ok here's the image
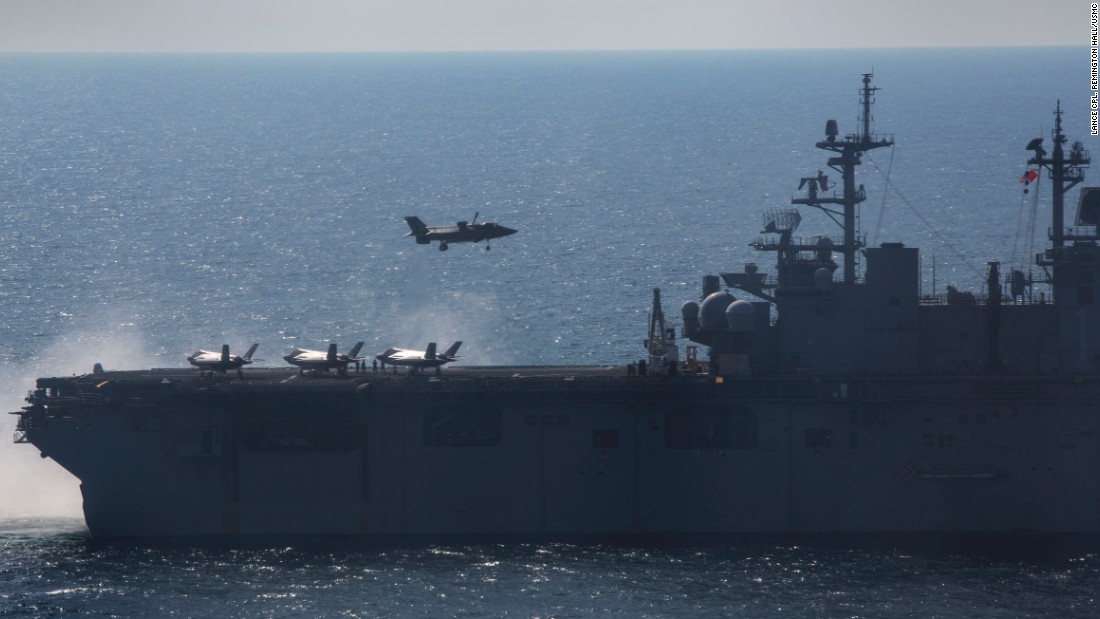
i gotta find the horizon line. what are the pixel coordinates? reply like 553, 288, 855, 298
0, 44, 1079, 56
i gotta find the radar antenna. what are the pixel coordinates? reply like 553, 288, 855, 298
761, 208, 802, 235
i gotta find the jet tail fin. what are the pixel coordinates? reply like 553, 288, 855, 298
348, 342, 364, 359
327, 343, 338, 361
425, 342, 437, 360
405, 216, 428, 237
443, 341, 462, 358
221, 344, 230, 363
243, 343, 259, 360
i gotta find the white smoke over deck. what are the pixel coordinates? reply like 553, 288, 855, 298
0, 257, 524, 519
0, 310, 161, 519
375, 250, 523, 366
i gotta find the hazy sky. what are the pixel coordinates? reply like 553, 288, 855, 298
0, 0, 1081, 53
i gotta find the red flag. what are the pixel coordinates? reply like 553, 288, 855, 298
1019, 169, 1039, 184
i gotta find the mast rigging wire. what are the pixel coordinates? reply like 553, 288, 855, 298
865, 151, 987, 284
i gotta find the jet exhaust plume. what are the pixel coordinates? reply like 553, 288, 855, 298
381, 252, 520, 366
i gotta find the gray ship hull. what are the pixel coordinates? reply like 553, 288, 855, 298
18, 368, 1100, 537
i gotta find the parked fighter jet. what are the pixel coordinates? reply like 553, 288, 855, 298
404, 212, 516, 251
187, 343, 259, 378
376, 341, 462, 375
283, 342, 365, 376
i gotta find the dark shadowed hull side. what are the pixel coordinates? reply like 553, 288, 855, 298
17, 367, 1100, 537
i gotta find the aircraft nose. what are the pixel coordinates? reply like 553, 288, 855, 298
500, 226, 517, 236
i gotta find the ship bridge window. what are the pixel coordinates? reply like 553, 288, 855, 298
665, 406, 757, 450
423, 407, 502, 447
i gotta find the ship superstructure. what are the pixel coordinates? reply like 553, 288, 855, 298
695, 76, 1093, 378
12, 75, 1100, 537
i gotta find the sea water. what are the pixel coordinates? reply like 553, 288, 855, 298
0, 48, 1096, 617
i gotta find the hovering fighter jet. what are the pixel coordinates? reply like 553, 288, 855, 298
376, 341, 462, 375
187, 343, 259, 378
404, 212, 516, 251
283, 342, 365, 376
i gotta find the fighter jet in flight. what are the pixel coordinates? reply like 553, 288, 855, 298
283, 342, 365, 376
376, 341, 462, 375
404, 212, 516, 251
187, 343, 259, 378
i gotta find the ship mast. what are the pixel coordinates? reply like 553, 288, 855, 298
1027, 101, 1090, 250
792, 73, 893, 284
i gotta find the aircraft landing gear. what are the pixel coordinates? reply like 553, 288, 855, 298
439, 242, 448, 251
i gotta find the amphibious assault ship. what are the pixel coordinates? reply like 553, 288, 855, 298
13, 75, 1100, 537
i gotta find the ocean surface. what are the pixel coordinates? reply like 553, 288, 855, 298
0, 48, 1096, 616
